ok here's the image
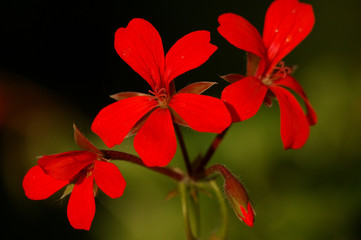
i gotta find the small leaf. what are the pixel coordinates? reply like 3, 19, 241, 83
177, 81, 217, 94
73, 124, 102, 155
60, 183, 74, 199
93, 183, 99, 197
169, 108, 190, 128
165, 189, 179, 201
219, 73, 244, 83
110, 91, 151, 101
246, 52, 260, 76
126, 109, 155, 138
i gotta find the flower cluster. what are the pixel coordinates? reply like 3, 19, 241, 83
22, 0, 316, 233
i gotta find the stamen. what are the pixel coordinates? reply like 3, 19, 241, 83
149, 86, 169, 105
272, 61, 292, 79
262, 61, 293, 86
148, 89, 157, 96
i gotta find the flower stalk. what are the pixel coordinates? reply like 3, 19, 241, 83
179, 181, 201, 240
101, 150, 184, 181
193, 127, 230, 175
209, 180, 229, 240
174, 124, 193, 176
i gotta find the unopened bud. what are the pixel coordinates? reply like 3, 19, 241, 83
207, 164, 255, 227
224, 175, 255, 227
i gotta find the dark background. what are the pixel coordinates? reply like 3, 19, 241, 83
1, 0, 361, 239
0, 0, 266, 117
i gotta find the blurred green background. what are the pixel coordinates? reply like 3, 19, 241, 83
1, 0, 361, 239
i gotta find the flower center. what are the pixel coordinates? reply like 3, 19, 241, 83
261, 61, 292, 86
149, 86, 169, 107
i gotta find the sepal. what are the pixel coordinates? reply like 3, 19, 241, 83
110, 91, 151, 101
73, 124, 103, 155
177, 81, 217, 95
224, 174, 255, 227
220, 73, 244, 83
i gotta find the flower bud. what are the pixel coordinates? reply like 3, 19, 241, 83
206, 164, 255, 227
224, 174, 255, 227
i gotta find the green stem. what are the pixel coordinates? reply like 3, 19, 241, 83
209, 180, 228, 239
179, 181, 201, 240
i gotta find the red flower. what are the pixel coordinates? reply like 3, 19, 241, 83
91, 18, 231, 167
22, 125, 126, 230
218, 0, 317, 149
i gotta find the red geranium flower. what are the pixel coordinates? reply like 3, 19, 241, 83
218, 0, 317, 149
22, 125, 126, 230
91, 18, 231, 167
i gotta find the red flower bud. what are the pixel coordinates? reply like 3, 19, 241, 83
224, 175, 255, 227
207, 164, 255, 227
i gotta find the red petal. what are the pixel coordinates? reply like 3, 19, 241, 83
221, 77, 268, 122
263, 0, 315, 72
169, 93, 231, 133
274, 75, 317, 125
67, 174, 95, 231
270, 85, 310, 149
91, 96, 158, 148
38, 151, 96, 181
218, 13, 266, 60
114, 18, 165, 89
134, 108, 176, 167
73, 124, 103, 155
94, 160, 126, 199
23, 166, 69, 200
239, 202, 255, 227
164, 30, 217, 83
